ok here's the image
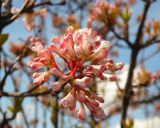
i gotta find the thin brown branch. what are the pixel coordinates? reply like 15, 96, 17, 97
0, 40, 30, 90
0, 110, 17, 128
134, 93, 160, 104
132, 83, 148, 88
8, 0, 30, 23
141, 39, 160, 48
21, 107, 30, 128
115, 80, 123, 92
0, 0, 66, 31
134, 1, 150, 45
29, 0, 66, 8
102, 93, 160, 121
0, 51, 25, 90
0, 88, 52, 97
111, 28, 133, 48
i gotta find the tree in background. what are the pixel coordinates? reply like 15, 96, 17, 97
0, 0, 160, 128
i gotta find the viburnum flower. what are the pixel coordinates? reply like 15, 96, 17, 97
52, 14, 64, 27
9, 42, 25, 56
23, 8, 47, 31
28, 26, 123, 120
88, 0, 119, 28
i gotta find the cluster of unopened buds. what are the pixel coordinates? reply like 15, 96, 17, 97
88, 0, 119, 27
28, 26, 123, 120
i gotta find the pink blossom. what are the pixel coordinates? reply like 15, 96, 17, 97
91, 41, 110, 63
51, 79, 67, 92
77, 103, 86, 120
32, 72, 50, 86
51, 36, 60, 43
60, 88, 76, 110
102, 73, 117, 81
74, 77, 93, 88
51, 68, 69, 80
28, 26, 123, 120
28, 61, 44, 70
31, 42, 44, 53
94, 108, 106, 119
76, 91, 87, 102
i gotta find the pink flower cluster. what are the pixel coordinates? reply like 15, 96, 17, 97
88, 0, 119, 28
28, 26, 123, 120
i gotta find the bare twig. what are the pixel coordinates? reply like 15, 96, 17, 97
135, 1, 150, 45
0, 39, 30, 90
141, 39, 160, 48
0, 0, 66, 31
111, 28, 133, 48
102, 93, 160, 121
7, 0, 30, 23
30, 0, 66, 8
0, 88, 52, 97
0, 49, 26, 90
21, 107, 30, 128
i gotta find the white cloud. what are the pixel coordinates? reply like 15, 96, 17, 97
97, 65, 129, 103
15, 113, 23, 125
97, 65, 160, 128
97, 64, 141, 104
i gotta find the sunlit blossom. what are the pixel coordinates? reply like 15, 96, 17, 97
28, 26, 123, 120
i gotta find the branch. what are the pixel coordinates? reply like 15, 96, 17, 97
115, 80, 123, 92
21, 107, 30, 128
29, 0, 66, 8
134, 1, 151, 45
132, 83, 148, 88
111, 28, 133, 48
121, 1, 153, 128
134, 93, 160, 104
0, 52, 24, 90
0, 41, 29, 90
0, 88, 52, 97
102, 93, 160, 121
0, 110, 17, 127
0, 0, 66, 31
141, 39, 160, 48
7, 0, 30, 23
121, 47, 139, 128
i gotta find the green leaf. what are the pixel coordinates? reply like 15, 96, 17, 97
126, 118, 134, 128
8, 106, 15, 112
120, 7, 132, 23
0, 34, 9, 46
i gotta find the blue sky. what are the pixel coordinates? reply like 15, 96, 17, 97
1, 0, 160, 128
